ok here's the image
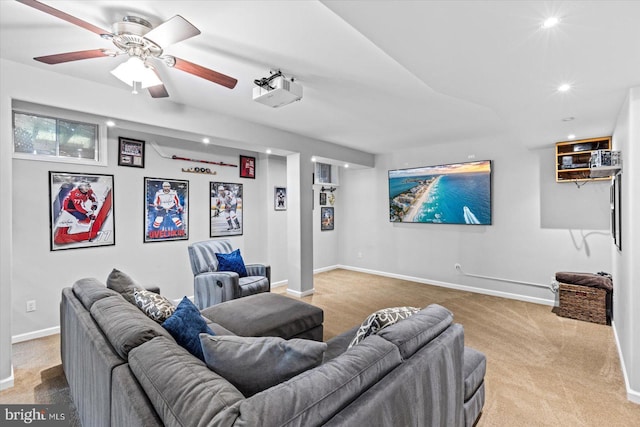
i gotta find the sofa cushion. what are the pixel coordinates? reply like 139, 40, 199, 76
377, 304, 453, 359
234, 335, 402, 426
72, 277, 120, 310
90, 296, 173, 359
129, 336, 243, 427
106, 268, 144, 305
215, 249, 248, 277
134, 289, 175, 323
162, 297, 214, 361
463, 347, 487, 401
349, 306, 420, 348
200, 334, 327, 397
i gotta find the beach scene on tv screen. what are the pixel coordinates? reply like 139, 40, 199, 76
389, 160, 491, 225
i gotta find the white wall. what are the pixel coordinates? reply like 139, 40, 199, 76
339, 136, 612, 305
611, 87, 640, 402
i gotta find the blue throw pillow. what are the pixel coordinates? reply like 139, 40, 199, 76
162, 297, 214, 361
215, 249, 248, 277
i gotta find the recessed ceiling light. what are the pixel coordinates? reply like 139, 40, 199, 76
202, 138, 210, 144
344, 164, 349, 168
542, 17, 560, 29
311, 157, 317, 162
567, 134, 576, 139
106, 120, 115, 127
562, 116, 575, 122
266, 149, 272, 154
557, 83, 571, 92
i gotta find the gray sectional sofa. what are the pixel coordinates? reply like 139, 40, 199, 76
60, 277, 485, 427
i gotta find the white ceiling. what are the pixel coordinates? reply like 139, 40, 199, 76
1, 1, 639, 155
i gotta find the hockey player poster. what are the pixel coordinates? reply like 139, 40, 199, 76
144, 178, 189, 243
210, 182, 243, 237
49, 171, 115, 251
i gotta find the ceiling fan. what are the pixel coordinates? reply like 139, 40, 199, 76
16, 0, 238, 98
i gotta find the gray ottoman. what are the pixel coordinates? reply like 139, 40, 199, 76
201, 293, 324, 341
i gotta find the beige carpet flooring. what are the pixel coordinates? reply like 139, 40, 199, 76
1, 268, 639, 426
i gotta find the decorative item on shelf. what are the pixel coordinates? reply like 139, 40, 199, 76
320, 186, 336, 193
181, 167, 217, 175
171, 155, 237, 168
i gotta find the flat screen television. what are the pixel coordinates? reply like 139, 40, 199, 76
388, 160, 492, 225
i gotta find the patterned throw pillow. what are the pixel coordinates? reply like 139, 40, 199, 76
348, 306, 421, 348
134, 289, 176, 323
215, 249, 248, 277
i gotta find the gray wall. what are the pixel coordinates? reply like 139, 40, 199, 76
611, 87, 640, 401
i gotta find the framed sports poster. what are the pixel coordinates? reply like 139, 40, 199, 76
211, 182, 243, 237
319, 192, 327, 206
144, 178, 189, 242
275, 186, 287, 211
239, 155, 256, 179
118, 137, 145, 168
49, 171, 115, 251
321, 207, 334, 231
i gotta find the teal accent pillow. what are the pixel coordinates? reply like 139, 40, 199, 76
215, 249, 248, 277
162, 297, 214, 361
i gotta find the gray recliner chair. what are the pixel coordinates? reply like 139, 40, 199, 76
188, 239, 271, 309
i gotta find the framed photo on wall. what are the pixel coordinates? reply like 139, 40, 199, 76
49, 171, 115, 251
118, 137, 145, 168
239, 155, 256, 179
144, 178, 188, 243
275, 186, 287, 211
211, 182, 243, 237
319, 192, 327, 206
321, 207, 334, 231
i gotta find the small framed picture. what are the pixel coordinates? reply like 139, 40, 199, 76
240, 155, 256, 179
319, 192, 327, 206
275, 187, 287, 211
49, 171, 115, 251
118, 137, 145, 168
321, 207, 334, 231
144, 178, 189, 243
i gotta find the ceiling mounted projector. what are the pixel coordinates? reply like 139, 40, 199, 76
253, 71, 302, 108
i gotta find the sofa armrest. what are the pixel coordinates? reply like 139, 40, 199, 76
194, 271, 241, 310
245, 264, 271, 283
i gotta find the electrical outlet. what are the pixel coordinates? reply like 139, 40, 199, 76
26, 300, 36, 312
454, 263, 462, 272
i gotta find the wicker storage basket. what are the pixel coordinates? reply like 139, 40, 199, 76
556, 282, 608, 325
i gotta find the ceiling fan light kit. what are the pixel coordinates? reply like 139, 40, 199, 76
17, 0, 238, 98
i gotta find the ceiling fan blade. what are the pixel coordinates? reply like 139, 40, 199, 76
172, 58, 237, 89
34, 49, 112, 64
16, 0, 111, 36
148, 84, 170, 98
145, 15, 201, 48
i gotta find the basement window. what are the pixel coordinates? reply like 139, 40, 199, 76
12, 109, 106, 166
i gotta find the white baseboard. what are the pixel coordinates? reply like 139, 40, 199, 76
612, 321, 640, 404
337, 265, 556, 307
0, 365, 14, 391
271, 280, 288, 289
12, 326, 60, 344
286, 288, 315, 298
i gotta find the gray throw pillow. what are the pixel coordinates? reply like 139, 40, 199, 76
134, 289, 176, 323
106, 268, 143, 305
199, 334, 327, 397
348, 306, 421, 348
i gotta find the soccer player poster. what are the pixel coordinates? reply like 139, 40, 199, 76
144, 177, 189, 243
49, 171, 115, 251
